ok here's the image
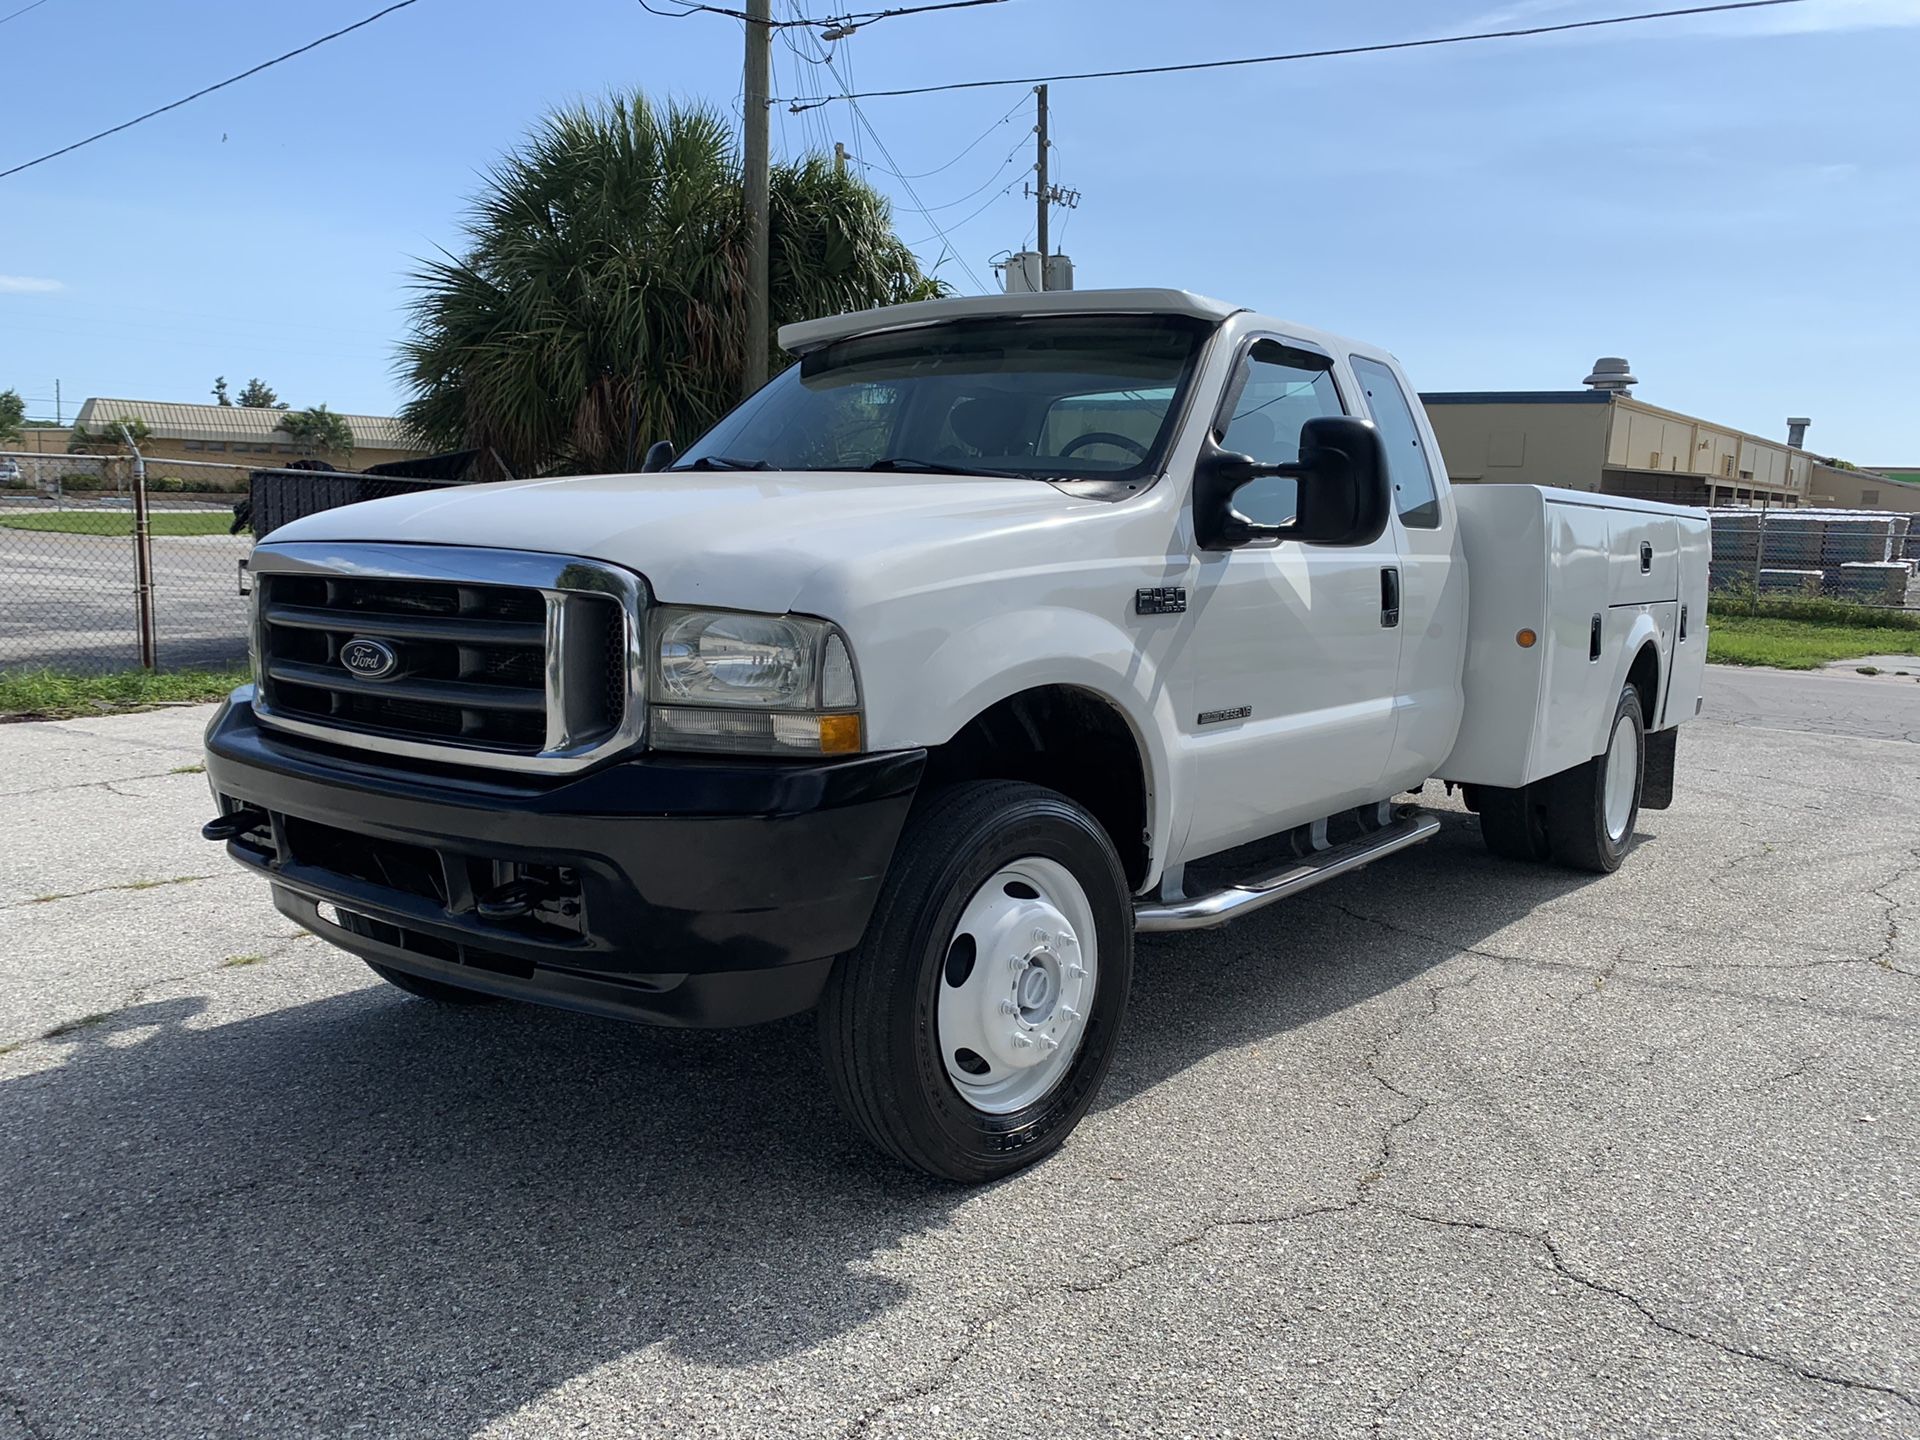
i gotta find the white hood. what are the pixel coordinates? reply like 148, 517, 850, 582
264, 470, 1101, 614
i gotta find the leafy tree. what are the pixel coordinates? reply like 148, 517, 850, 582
399, 92, 943, 476
0, 388, 24, 446
67, 416, 152, 454
276, 405, 354, 460
238, 377, 287, 410
212, 376, 232, 406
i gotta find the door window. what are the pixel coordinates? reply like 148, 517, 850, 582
1215, 342, 1345, 527
1350, 355, 1441, 529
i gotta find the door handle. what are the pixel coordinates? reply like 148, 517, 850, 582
1381, 567, 1401, 628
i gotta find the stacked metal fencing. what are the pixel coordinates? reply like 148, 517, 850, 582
1, 453, 256, 674
1709, 507, 1920, 609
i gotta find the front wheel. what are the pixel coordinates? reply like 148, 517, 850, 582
818, 780, 1134, 1183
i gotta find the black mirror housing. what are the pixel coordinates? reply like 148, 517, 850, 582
1193, 415, 1391, 551
641, 439, 676, 473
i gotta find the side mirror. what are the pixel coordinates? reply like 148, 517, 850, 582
1193, 415, 1391, 552
640, 439, 676, 473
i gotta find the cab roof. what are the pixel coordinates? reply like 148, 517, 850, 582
778, 287, 1246, 354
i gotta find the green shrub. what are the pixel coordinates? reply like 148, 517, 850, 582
1708, 590, 1920, 631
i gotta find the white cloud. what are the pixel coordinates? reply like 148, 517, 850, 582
0, 275, 63, 294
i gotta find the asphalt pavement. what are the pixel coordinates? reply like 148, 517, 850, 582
0, 665, 1914, 1439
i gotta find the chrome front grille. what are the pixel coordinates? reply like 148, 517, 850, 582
249, 544, 647, 773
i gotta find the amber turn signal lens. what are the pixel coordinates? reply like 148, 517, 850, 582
1516, 628, 1538, 649
817, 713, 863, 754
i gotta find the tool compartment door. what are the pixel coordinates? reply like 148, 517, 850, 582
1606, 509, 1680, 607
1660, 514, 1712, 727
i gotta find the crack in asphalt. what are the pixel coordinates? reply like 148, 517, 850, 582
1319, 893, 1918, 1000
2, 873, 217, 911
842, 973, 1483, 1438
1865, 849, 1920, 977
0, 766, 205, 801
0, 931, 313, 1055
1367, 1343, 1468, 1437
1376, 1204, 1919, 1413
841, 951, 1915, 1435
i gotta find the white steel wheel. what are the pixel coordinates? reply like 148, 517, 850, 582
936, 857, 1098, 1115
1602, 709, 1640, 843
817, 780, 1134, 1183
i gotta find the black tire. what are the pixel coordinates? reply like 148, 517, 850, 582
1544, 685, 1645, 874
1477, 783, 1552, 862
818, 780, 1134, 1183
364, 960, 502, 1005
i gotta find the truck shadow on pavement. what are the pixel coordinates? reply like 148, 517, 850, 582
1, 809, 1615, 1437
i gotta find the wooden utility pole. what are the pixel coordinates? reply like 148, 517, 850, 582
1034, 83, 1049, 290
743, 0, 772, 396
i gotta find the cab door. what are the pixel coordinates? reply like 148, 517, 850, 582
1178, 337, 1405, 860
1349, 352, 1468, 786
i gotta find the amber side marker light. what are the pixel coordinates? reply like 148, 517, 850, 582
1516, 628, 1539, 648
817, 714, 863, 754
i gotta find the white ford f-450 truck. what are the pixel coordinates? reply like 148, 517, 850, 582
202, 289, 1709, 1181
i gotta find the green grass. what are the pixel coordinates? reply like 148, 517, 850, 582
1706, 596, 1920, 670
0, 510, 236, 536
0, 666, 246, 720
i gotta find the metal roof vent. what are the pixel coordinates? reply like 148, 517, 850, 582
1582, 357, 1637, 392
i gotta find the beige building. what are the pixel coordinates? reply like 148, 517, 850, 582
1806, 464, 1920, 511
1419, 383, 1817, 508
67, 397, 428, 471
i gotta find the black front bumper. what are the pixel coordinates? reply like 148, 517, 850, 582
203, 690, 924, 1027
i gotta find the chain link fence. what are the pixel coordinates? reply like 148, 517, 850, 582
1708, 506, 1920, 610
1, 452, 254, 674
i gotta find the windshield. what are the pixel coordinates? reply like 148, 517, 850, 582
674, 314, 1212, 482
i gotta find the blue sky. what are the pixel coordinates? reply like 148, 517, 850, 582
2, 0, 1915, 461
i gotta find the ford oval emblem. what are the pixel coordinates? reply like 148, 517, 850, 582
340, 636, 399, 681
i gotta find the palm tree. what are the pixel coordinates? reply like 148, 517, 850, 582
276, 405, 355, 461
398, 93, 943, 477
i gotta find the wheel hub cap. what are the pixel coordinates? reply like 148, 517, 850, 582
1604, 711, 1638, 843
937, 858, 1098, 1114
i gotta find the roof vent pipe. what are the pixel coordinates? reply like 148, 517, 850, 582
1582, 357, 1637, 393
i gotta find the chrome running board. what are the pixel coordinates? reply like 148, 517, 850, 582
1134, 814, 1442, 933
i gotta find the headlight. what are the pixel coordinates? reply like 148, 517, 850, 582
650, 608, 862, 756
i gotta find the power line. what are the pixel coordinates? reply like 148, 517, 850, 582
799, 29, 991, 292
889, 131, 1028, 212
902, 174, 1022, 245
0, 0, 56, 27
0, 0, 426, 181
640, 0, 1005, 29
780, 0, 1811, 108
858, 91, 1030, 180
